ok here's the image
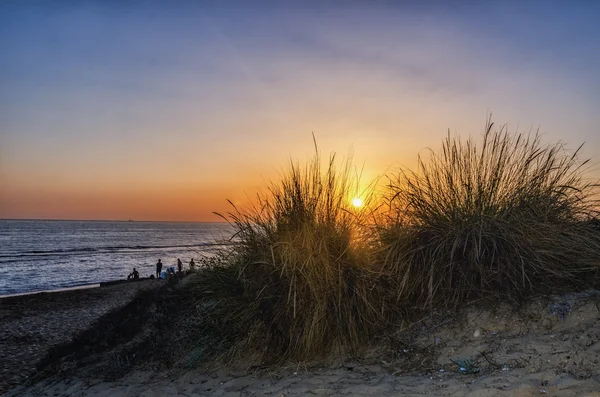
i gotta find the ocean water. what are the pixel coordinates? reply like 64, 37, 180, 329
0, 220, 235, 296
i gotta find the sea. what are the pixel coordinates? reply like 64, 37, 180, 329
0, 220, 235, 296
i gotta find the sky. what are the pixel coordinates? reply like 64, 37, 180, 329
1, 1, 600, 221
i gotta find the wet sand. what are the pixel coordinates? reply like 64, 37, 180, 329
0, 280, 163, 394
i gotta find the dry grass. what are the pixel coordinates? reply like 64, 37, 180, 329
378, 118, 600, 309
188, 144, 385, 362
183, 120, 600, 364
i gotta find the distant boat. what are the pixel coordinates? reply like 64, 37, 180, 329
128, 219, 134, 222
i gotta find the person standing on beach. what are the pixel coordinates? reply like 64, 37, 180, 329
189, 258, 195, 271
156, 259, 163, 278
177, 258, 183, 273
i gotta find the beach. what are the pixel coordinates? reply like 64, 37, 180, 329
3, 285, 600, 396
3, 1, 600, 395
0, 280, 162, 394
7, 363, 600, 397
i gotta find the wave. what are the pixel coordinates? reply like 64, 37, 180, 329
0, 242, 232, 259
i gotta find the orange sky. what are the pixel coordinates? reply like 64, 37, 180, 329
2, 3, 600, 221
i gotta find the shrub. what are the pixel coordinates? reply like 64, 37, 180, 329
379, 119, 600, 309
205, 145, 383, 361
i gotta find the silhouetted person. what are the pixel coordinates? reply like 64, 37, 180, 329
127, 267, 139, 280
189, 258, 195, 271
177, 258, 183, 273
156, 259, 163, 278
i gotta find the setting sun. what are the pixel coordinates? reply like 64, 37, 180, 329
351, 198, 364, 208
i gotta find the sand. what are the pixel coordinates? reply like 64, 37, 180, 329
3, 289, 600, 396
6, 364, 600, 397
0, 280, 163, 394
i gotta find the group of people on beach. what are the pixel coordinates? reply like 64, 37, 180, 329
127, 258, 196, 281
154, 258, 195, 279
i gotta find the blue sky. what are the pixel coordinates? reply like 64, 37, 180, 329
1, 1, 599, 220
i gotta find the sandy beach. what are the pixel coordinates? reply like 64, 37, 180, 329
0, 280, 163, 394
6, 364, 600, 397
3, 287, 600, 396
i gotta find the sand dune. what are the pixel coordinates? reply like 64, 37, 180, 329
4, 289, 600, 396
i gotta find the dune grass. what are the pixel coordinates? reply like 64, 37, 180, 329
378, 119, 600, 309
187, 145, 386, 362
187, 120, 600, 364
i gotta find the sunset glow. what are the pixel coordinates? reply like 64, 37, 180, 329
352, 198, 364, 208
1, 2, 599, 221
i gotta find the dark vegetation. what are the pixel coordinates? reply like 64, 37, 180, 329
378, 121, 600, 309
35, 119, 600, 378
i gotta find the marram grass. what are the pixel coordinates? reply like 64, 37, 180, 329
189, 121, 600, 364
378, 119, 600, 309
204, 146, 386, 361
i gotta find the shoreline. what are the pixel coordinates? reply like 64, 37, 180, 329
0, 277, 155, 299
0, 283, 101, 299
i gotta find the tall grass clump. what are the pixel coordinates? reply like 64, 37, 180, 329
207, 145, 382, 362
380, 119, 600, 309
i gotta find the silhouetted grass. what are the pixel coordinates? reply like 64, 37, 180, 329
378, 118, 600, 309
197, 144, 386, 362
177, 123, 600, 364
192, 122, 600, 363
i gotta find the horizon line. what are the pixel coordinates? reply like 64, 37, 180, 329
0, 218, 230, 223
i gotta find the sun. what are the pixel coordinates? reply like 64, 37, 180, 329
351, 197, 364, 208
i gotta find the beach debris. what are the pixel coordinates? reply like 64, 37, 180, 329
450, 357, 480, 374
473, 329, 481, 338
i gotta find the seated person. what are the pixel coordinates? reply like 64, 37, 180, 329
128, 268, 140, 280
